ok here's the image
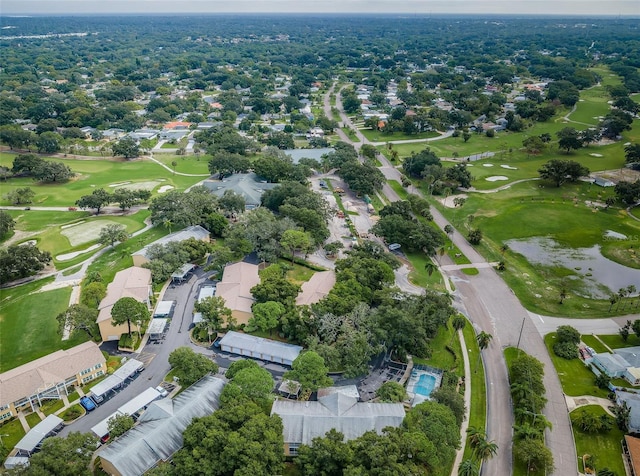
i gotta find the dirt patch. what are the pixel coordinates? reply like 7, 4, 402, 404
112, 180, 161, 191
60, 220, 120, 247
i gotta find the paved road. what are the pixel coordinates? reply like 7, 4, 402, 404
328, 82, 577, 476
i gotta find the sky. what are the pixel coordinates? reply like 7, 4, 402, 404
1, 0, 638, 16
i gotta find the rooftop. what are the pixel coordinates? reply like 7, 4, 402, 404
295, 271, 335, 306
219, 331, 303, 364
97, 267, 152, 323
202, 173, 277, 207
133, 225, 209, 261
215, 262, 260, 314
0, 342, 105, 407
98, 376, 225, 476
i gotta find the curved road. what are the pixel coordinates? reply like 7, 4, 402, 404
327, 83, 577, 475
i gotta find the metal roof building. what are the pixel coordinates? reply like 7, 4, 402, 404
271, 393, 405, 456
91, 387, 162, 438
218, 331, 303, 366
14, 415, 64, 456
153, 301, 174, 318
99, 375, 226, 476
90, 359, 143, 401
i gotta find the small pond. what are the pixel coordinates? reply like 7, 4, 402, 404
506, 237, 639, 298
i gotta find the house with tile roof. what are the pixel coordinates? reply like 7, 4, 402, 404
214, 262, 260, 325
295, 271, 336, 306
96, 267, 152, 341
0, 342, 106, 421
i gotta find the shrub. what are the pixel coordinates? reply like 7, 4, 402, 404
553, 340, 579, 359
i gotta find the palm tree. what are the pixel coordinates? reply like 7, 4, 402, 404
457, 459, 479, 476
424, 261, 437, 277
444, 224, 453, 243
500, 243, 509, 255
451, 315, 466, 344
466, 426, 485, 450
474, 438, 498, 462
476, 331, 493, 372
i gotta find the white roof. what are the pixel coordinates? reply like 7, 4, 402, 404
14, 415, 63, 452
219, 331, 303, 364
147, 319, 167, 335
92, 411, 120, 439
91, 359, 143, 398
118, 387, 161, 417
154, 301, 174, 316
3, 456, 30, 469
192, 312, 203, 324
271, 394, 405, 445
198, 286, 216, 302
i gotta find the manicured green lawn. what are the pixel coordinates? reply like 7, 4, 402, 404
0, 154, 204, 207
414, 318, 463, 375
0, 418, 26, 451
388, 180, 408, 199
461, 322, 487, 461
359, 128, 440, 142
3, 210, 90, 233
152, 153, 211, 175
544, 333, 607, 397
435, 179, 640, 317
598, 334, 640, 349
571, 405, 625, 476
0, 280, 89, 372
405, 251, 446, 292
25, 412, 42, 428
280, 260, 316, 285
580, 335, 609, 354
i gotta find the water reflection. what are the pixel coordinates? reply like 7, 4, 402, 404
506, 237, 640, 298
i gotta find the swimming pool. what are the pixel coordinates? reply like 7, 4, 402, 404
406, 366, 443, 406
414, 373, 437, 397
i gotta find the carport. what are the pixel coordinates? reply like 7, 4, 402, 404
218, 331, 302, 366
90, 359, 143, 402
171, 264, 195, 283
153, 301, 174, 318
147, 318, 167, 341
14, 415, 63, 456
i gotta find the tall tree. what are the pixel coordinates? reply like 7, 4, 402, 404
195, 296, 232, 342
111, 296, 150, 336
168, 347, 218, 387
98, 223, 128, 247
76, 188, 112, 215
56, 304, 99, 340
284, 351, 333, 393
112, 136, 140, 158
25, 432, 98, 476
538, 159, 589, 187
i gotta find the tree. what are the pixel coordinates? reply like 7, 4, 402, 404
99, 223, 128, 247
296, 430, 354, 476
32, 160, 74, 183
614, 180, 640, 205
513, 438, 554, 473
284, 351, 333, 392
0, 210, 15, 238
168, 347, 218, 387
4, 187, 35, 205
0, 243, 52, 284
458, 459, 479, 476
625, 143, 640, 169
36, 131, 62, 153
446, 164, 472, 188
112, 136, 140, 158
376, 381, 407, 402
25, 432, 98, 476
76, 188, 112, 215
280, 229, 312, 262
424, 261, 437, 277
249, 301, 285, 335
107, 413, 135, 438
556, 127, 583, 154
172, 401, 284, 476
195, 296, 232, 341
111, 296, 150, 337
476, 331, 492, 371
229, 366, 274, 401
467, 228, 483, 245
81, 281, 106, 308
432, 385, 466, 426
56, 304, 99, 340
218, 190, 246, 215
207, 152, 251, 178
538, 159, 589, 187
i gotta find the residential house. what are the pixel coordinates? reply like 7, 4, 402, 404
99, 376, 225, 476
0, 342, 106, 420
132, 225, 210, 267
271, 392, 406, 456
214, 262, 260, 325
202, 173, 278, 209
616, 391, 640, 433
295, 271, 336, 306
96, 267, 152, 342
624, 435, 640, 476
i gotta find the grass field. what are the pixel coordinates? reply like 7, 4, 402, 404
598, 334, 640, 349
0, 154, 205, 207
25, 412, 42, 428
436, 179, 640, 317
0, 418, 26, 452
359, 128, 440, 142
0, 279, 87, 372
152, 153, 211, 175
544, 333, 607, 397
571, 405, 625, 476
461, 321, 487, 462
580, 335, 609, 354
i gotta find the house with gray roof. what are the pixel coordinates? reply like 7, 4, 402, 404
616, 391, 640, 433
271, 393, 405, 456
219, 331, 302, 366
202, 173, 277, 209
99, 375, 225, 476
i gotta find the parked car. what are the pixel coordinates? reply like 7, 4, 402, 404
80, 396, 96, 412
155, 386, 168, 398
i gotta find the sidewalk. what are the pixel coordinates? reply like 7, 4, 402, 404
451, 327, 473, 475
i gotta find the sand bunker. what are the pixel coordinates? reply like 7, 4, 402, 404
61, 220, 86, 230
61, 220, 120, 247
157, 185, 175, 194
486, 176, 509, 182
589, 153, 603, 157
112, 181, 161, 191
500, 165, 517, 170
482, 163, 494, 167
109, 182, 131, 188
